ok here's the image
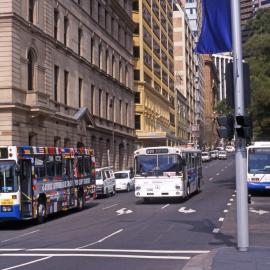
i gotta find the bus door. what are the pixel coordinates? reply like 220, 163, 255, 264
20, 159, 33, 218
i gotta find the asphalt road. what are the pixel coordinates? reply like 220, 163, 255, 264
0, 154, 237, 270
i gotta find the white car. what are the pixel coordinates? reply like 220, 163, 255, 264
114, 170, 134, 192
225, 146, 235, 152
202, 151, 211, 162
218, 150, 227, 159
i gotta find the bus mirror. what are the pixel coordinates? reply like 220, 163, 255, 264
15, 164, 20, 175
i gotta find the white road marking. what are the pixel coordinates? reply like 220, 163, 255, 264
212, 228, 220, 234
249, 209, 269, 215
76, 229, 124, 249
178, 207, 196, 214
218, 217, 224, 222
223, 209, 228, 213
1, 230, 39, 243
0, 256, 51, 270
116, 208, 133, 216
0, 253, 191, 260
230, 198, 234, 202
102, 203, 119, 210
161, 204, 170, 209
216, 173, 220, 176
209, 178, 213, 181
232, 194, 236, 197
227, 203, 232, 206
221, 169, 224, 172
27, 248, 210, 254
0, 249, 23, 252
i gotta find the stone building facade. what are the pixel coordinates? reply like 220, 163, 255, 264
0, 0, 135, 170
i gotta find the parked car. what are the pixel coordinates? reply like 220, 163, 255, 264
202, 151, 211, 162
114, 170, 135, 192
218, 150, 227, 160
210, 150, 219, 159
225, 145, 235, 152
95, 167, 116, 197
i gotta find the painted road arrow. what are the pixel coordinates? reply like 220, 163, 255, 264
178, 207, 196, 214
116, 208, 133, 216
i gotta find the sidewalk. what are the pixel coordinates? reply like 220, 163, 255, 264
183, 195, 270, 270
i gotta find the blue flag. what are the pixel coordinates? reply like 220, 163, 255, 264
195, 0, 232, 54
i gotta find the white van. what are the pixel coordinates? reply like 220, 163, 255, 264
95, 167, 116, 197
114, 170, 135, 192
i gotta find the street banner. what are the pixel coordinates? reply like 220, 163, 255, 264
195, 0, 232, 54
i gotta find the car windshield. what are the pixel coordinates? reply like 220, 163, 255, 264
219, 151, 226, 155
135, 154, 183, 176
115, 173, 128, 179
248, 148, 270, 174
202, 153, 208, 156
96, 171, 102, 180
0, 161, 18, 193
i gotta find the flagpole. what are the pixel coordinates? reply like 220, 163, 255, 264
230, 0, 249, 251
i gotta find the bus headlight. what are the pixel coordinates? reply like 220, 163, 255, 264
135, 186, 141, 191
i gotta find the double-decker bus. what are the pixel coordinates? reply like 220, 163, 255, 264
0, 146, 96, 222
247, 142, 270, 192
134, 146, 202, 201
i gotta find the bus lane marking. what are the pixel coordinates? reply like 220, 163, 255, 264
76, 228, 124, 249
1, 230, 40, 243
0, 256, 51, 270
102, 203, 119, 210
161, 204, 170, 209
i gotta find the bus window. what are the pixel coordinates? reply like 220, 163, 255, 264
55, 156, 62, 177
34, 157, 46, 178
84, 157, 90, 174
46, 156, 55, 177
0, 161, 17, 192
63, 158, 71, 178
77, 157, 84, 176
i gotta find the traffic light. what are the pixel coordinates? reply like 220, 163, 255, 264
216, 115, 234, 139
235, 115, 252, 138
226, 62, 251, 109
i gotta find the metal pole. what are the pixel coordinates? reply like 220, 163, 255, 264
230, 0, 249, 251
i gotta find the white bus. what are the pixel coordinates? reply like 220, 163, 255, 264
247, 142, 270, 192
134, 147, 202, 200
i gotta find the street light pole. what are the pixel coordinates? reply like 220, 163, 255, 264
231, 0, 249, 251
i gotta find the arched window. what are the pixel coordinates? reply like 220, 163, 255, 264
27, 50, 35, 91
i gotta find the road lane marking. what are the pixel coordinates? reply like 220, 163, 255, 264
218, 217, 224, 222
116, 208, 133, 215
223, 209, 228, 213
227, 203, 232, 206
230, 198, 234, 202
1, 230, 39, 243
209, 178, 213, 181
0, 253, 191, 260
212, 228, 220, 234
0, 256, 51, 270
221, 169, 224, 172
216, 173, 220, 176
27, 248, 210, 254
161, 204, 170, 209
178, 207, 196, 214
102, 203, 119, 210
76, 229, 124, 249
232, 194, 236, 197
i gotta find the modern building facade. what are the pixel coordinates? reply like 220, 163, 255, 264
173, 1, 197, 144
240, 0, 255, 42
0, 0, 135, 170
254, 0, 270, 10
133, 0, 179, 147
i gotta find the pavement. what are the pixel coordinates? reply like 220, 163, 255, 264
183, 193, 270, 270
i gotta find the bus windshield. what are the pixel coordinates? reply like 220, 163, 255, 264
248, 148, 270, 174
135, 154, 182, 176
0, 161, 18, 193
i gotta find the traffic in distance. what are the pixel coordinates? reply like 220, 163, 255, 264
0, 142, 269, 224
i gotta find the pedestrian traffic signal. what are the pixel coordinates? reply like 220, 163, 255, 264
235, 115, 252, 139
216, 115, 234, 139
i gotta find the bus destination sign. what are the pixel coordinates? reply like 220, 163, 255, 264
146, 148, 169, 154
0, 148, 8, 159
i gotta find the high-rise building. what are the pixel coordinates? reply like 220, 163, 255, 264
133, 0, 179, 147
0, 0, 135, 170
254, 0, 270, 10
240, 0, 255, 42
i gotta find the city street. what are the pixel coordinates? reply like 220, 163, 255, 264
0, 153, 269, 270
